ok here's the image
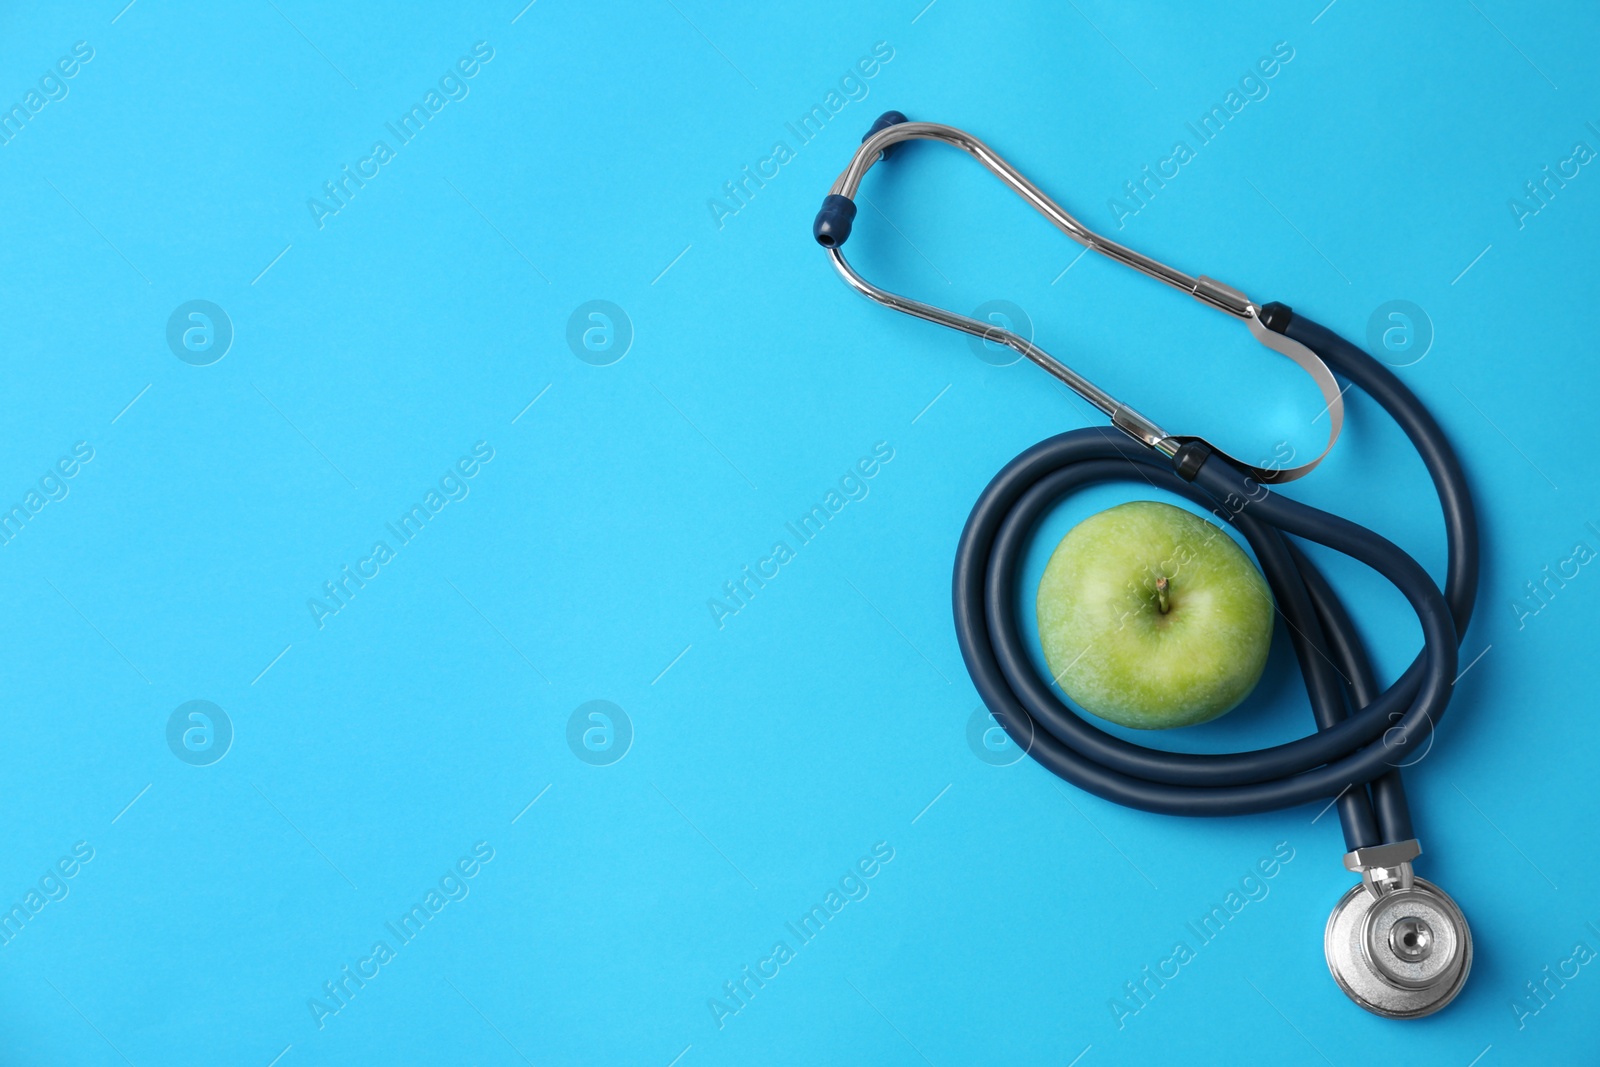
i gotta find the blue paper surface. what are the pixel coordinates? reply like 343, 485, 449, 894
0, 1, 1595, 1063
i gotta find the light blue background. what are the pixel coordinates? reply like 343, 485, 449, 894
0, 1, 1594, 1064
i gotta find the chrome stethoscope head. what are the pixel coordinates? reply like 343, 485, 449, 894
812, 113, 1345, 484
1327, 840, 1472, 1018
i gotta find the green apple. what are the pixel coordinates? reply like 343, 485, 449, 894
1036, 500, 1274, 730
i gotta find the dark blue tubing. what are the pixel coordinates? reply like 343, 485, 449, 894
951, 311, 1478, 850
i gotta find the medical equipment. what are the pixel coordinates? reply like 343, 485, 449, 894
814, 114, 1477, 1018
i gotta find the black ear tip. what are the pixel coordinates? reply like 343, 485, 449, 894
862, 110, 910, 153
813, 194, 857, 247
863, 111, 909, 141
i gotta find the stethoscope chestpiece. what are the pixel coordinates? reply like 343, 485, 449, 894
1324, 840, 1472, 1019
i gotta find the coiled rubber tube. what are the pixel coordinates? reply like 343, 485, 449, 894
951, 308, 1478, 850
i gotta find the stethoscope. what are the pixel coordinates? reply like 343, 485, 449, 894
815, 113, 1477, 1019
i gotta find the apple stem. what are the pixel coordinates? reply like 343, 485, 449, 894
1155, 576, 1171, 615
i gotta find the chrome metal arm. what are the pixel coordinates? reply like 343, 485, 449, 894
816, 118, 1346, 483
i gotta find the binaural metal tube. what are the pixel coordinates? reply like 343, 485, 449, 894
832, 121, 1254, 319
816, 116, 1348, 483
